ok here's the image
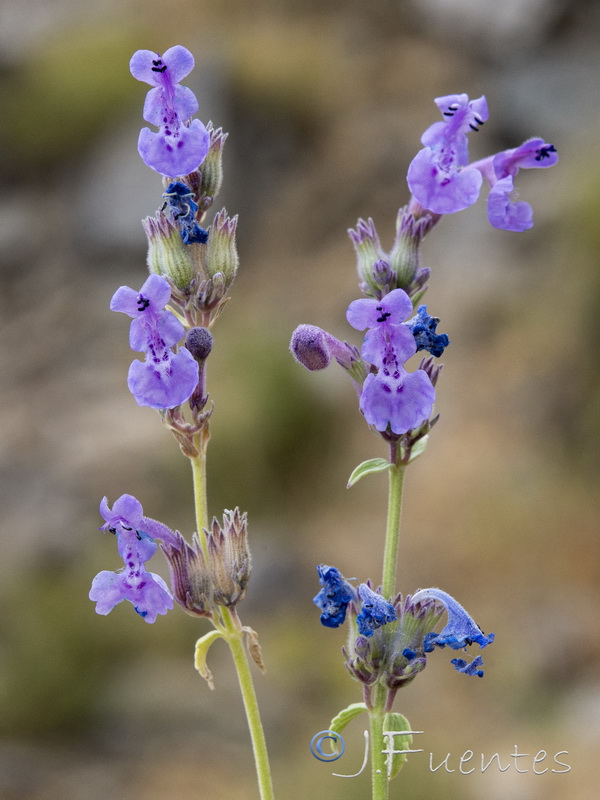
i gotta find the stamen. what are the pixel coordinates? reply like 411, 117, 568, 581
535, 144, 556, 161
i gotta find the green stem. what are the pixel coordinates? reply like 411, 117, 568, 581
189, 427, 275, 800
381, 452, 406, 598
221, 607, 275, 800
370, 444, 406, 800
369, 685, 389, 800
191, 429, 210, 554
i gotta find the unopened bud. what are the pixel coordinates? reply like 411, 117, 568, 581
390, 207, 439, 292
186, 327, 214, 362
290, 325, 331, 370
348, 217, 386, 298
198, 124, 228, 199
290, 325, 368, 392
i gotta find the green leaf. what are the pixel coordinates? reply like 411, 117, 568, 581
329, 702, 368, 735
408, 434, 429, 463
347, 458, 392, 488
382, 712, 413, 780
194, 630, 224, 690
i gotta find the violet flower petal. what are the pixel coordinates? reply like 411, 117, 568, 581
487, 175, 533, 232
99, 493, 144, 530
129, 45, 194, 87
407, 148, 483, 214
346, 289, 413, 331
361, 325, 417, 368
137, 119, 210, 178
143, 85, 199, 127
360, 369, 435, 434
127, 346, 199, 409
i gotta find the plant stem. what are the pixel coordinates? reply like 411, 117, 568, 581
221, 607, 275, 800
191, 428, 210, 554
369, 685, 389, 800
369, 444, 406, 800
381, 451, 406, 598
189, 427, 275, 800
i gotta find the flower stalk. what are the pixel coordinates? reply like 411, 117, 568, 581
190, 429, 275, 800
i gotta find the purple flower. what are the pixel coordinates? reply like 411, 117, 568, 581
313, 565, 357, 628
356, 583, 397, 637
130, 46, 210, 177
408, 95, 558, 231
89, 494, 175, 623
412, 587, 495, 677
111, 273, 199, 409
346, 289, 435, 434
474, 138, 558, 231
407, 94, 488, 214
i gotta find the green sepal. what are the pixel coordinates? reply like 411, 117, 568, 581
382, 712, 413, 780
408, 434, 429, 463
411, 287, 428, 307
329, 702, 368, 735
347, 458, 391, 488
194, 629, 224, 690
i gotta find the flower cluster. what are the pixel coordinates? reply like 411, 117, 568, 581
130, 46, 210, 177
314, 566, 494, 688
407, 93, 558, 231
90, 496, 252, 622
291, 288, 444, 437
110, 273, 199, 409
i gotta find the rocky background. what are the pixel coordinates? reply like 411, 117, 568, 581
1, 0, 599, 798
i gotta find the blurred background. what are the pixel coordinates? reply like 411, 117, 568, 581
1, 0, 599, 798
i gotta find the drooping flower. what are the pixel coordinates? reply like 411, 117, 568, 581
407, 94, 558, 232
313, 565, 357, 628
110, 273, 199, 409
412, 587, 495, 677
405, 305, 449, 357
162, 180, 208, 244
473, 138, 559, 232
89, 494, 176, 623
346, 289, 436, 434
130, 45, 210, 177
356, 583, 397, 636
